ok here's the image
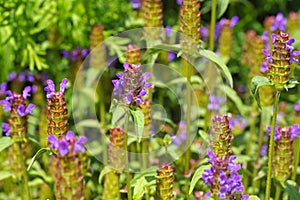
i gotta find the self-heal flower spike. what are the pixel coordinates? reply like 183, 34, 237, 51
126, 44, 141, 65
48, 131, 87, 199
112, 62, 151, 106
108, 127, 125, 173
156, 164, 174, 200
90, 24, 106, 69
45, 78, 69, 138
263, 32, 300, 91
210, 115, 233, 157
270, 13, 287, 32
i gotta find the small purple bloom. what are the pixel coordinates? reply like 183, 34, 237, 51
8, 72, 17, 81
2, 123, 10, 136
18, 72, 26, 82
261, 144, 268, 157
0, 82, 7, 95
165, 25, 172, 38
290, 124, 300, 140
74, 136, 87, 153
22, 86, 32, 99
17, 104, 34, 116
61, 50, 69, 58
200, 26, 208, 41
176, 0, 182, 5
0, 100, 11, 111
208, 94, 223, 111
81, 49, 89, 57
27, 72, 35, 82
270, 13, 287, 32
58, 140, 69, 156
130, 0, 141, 9
48, 134, 59, 149
260, 62, 269, 73
168, 51, 176, 62
60, 78, 68, 93
230, 16, 239, 27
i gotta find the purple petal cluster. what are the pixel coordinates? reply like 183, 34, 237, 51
44, 78, 68, 98
267, 124, 300, 141
7, 71, 35, 83
270, 13, 287, 32
215, 16, 239, 40
202, 150, 248, 199
61, 47, 89, 62
229, 115, 248, 130
48, 130, 87, 156
2, 122, 10, 136
112, 62, 151, 105
0, 86, 35, 116
208, 94, 223, 111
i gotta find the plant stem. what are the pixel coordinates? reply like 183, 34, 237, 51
292, 137, 300, 181
265, 91, 281, 200
209, 0, 217, 52
18, 143, 31, 200
184, 59, 192, 199
124, 111, 132, 200
275, 184, 282, 200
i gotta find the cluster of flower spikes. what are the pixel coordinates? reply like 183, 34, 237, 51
142, 0, 163, 43
156, 164, 174, 200
216, 16, 239, 57
262, 31, 300, 91
202, 115, 248, 200
112, 62, 152, 106
89, 24, 106, 69
0, 86, 35, 176
44, 78, 69, 138
267, 124, 300, 182
48, 131, 87, 200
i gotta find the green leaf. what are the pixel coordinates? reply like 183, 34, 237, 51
248, 195, 261, 200
133, 177, 148, 200
27, 147, 51, 171
189, 164, 211, 194
197, 49, 233, 88
222, 85, 248, 116
130, 109, 144, 143
286, 78, 299, 89
0, 137, 13, 152
285, 180, 300, 200
198, 130, 209, 143
250, 76, 273, 109
217, 0, 230, 18
0, 171, 12, 181
98, 166, 114, 184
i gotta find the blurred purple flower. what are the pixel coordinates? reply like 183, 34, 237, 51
8, 72, 17, 81
61, 47, 89, 61
168, 52, 176, 62
200, 26, 208, 41
270, 13, 287, 32
16, 104, 35, 116
165, 25, 172, 38
260, 62, 269, 73
208, 94, 223, 111
172, 121, 186, 146
229, 115, 248, 131
130, 0, 141, 9
177, 0, 182, 5
295, 99, 300, 111
290, 124, 300, 140
44, 78, 68, 98
18, 72, 26, 82
2, 122, 10, 136
215, 16, 239, 40
261, 144, 267, 157
0, 82, 7, 95
58, 140, 69, 156
61, 50, 69, 58
267, 124, 300, 141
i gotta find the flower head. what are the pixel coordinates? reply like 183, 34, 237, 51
208, 94, 223, 111
112, 62, 151, 105
48, 131, 87, 156
2, 123, 10, 136
270, 13, 287, 32
44, 78, 68, 98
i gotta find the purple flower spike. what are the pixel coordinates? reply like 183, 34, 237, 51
58, 140, 69, 156
48, 134, 59, 149
271, 13, 287, 32
2, 122, 10, 136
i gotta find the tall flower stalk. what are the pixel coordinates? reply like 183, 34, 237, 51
179, 0, 201, 197
48, 131, 87, 200
259, 32, 300, 200
156, 164, 174, 200
0, 86, 35, 200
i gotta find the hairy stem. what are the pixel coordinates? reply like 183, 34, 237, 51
275, 184, 282, 200
265, 91, 281, 200
124, 112, 132, 200
292, 137, 300, 180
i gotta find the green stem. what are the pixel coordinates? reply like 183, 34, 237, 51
124, 112, 132, 200
142, 139, 149, 171
18, 143, 31, 200
275, 184, 282, 200
99, 81, 107, 165
209, 0, 217, 51
292, 137, 300, 181
253, 107, 269, 193
265, 91, 281, 200
184, 59, 192, 199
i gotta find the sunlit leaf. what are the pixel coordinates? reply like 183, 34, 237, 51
0, 137, 13, 152
27, 148, 51, 171
217, 0, 230, 18
250, 76, 273, 109
189, 164, 211, 194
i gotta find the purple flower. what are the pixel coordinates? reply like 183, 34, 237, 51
61, 50, 69, 58
58, 140, 69, 156
270, 13, 287, 32
176, 0, 182, 5
0, 100, 11, 111
208, 94, 223, 111
18, 72, 26, 82
61, 47, 88, 61
260, 62, 269, 73
261, 144, 268, 157
130, 0, 141, 9
8, 72, 17, 81
22, 86, 32, 99
112, 62, 151, 105
229, 115, 248, 131
200, 26, 208, 42
165, 25, 172, 38
74, 136, 88, 153
295, 100, 300, 111
16, 104, 35, 116
81, 49, 89, 57
2, 123, 10, 136
290, 124, 300, 140
0, 82, 7, 95
168, 52, 176, 62
27, 72, 35, 82
172, 121, 186, 146
48, 135, 59, 149
44, 78, 68, 98
230, 16, 239, 27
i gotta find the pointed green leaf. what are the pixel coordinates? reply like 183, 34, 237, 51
286, 78, 299, 89
130, 109, 144, 143
27, 147, 51, 171
217, 0, 230, 18
222, 85, 248, 116
198, 49, 233, 87
248, 195, 261, 200
250, 76, 273, 109
0, 137, 13, 152
189, 164, 211, 194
